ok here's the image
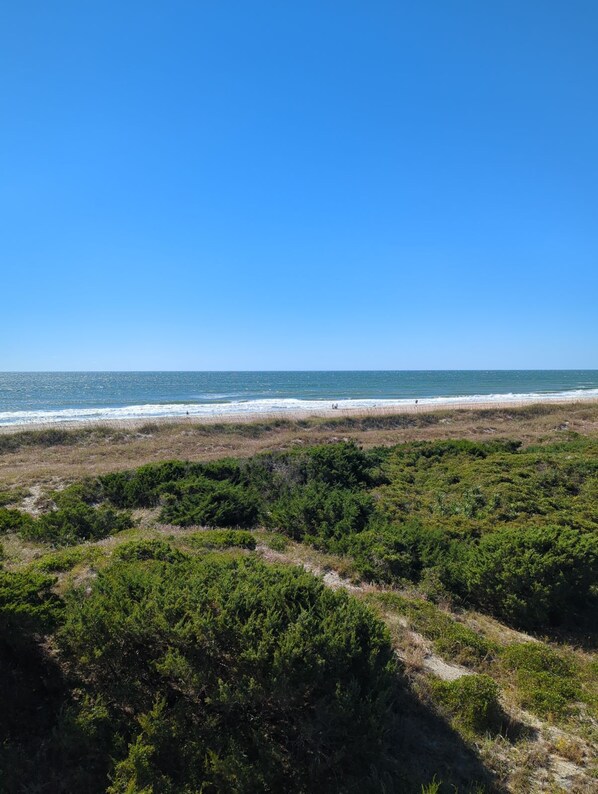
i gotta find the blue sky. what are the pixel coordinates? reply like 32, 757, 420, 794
1, 1, 597, 370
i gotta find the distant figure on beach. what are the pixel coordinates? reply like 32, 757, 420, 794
415, 400, 418, 407
332, 403, 338, 410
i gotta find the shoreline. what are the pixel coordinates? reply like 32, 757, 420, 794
1, 398, 596, 490
2, 393, 598, 434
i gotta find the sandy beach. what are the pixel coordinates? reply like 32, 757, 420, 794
1, 392, 597, 434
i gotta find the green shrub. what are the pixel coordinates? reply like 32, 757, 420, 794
30, 547, 105, 573
59, 556, 400, 792
431, 622, 495, 666
262, 532, 290, 552
0, 487, 28, 507
52, 478, 105, 508
101, 461, 201, 508
185, 529, 256, 550
404, 600, 495, 666
346, 523, 452, 584
500, 643, 580, 717
430, 674, 503, 735
21, 503, 133, 546
0, 569, 62, 646
32, 548, 85, 572
268, 483, 374, 544
200, 458, 243, 482
0, 507, 35, 534
113, 539, 187, 563
101, 459, 251, 510
304, 441, 376, 487
376, 438, 596, 535
240, 442, 379, 502
160, 478, 261, 528
462, 525, 598, 627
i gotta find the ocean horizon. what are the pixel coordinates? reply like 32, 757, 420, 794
1, 370, 597, 427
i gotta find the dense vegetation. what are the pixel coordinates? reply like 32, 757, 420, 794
1, 433, 596, 791
0, 550, 403, 792
27, 436, 593, 631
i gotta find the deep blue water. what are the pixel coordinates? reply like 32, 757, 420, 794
0, 371, 597, 426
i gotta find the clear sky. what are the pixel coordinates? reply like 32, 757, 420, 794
1, 1, 597, 370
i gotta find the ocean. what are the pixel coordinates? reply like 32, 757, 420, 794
0, 371, 597, 427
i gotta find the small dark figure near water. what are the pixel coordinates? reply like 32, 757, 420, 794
415, 400, 418, 406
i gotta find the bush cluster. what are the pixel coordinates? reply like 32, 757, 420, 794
499, 643, 580, 717
57, 554, 400, 792
113, 539, 187, 564
1, 499, 132, 548
267, 482, 374, 544
461, 525, 598, 627
0, 508, 35, 535
429, 674, 503, 736
0, 569, 62, 650
160, 478, 261, 528
29, 546, 106, 573
12, 438, 597, 630
21, 503, 133, 546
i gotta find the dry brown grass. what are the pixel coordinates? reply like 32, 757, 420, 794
1, 401, 597, 492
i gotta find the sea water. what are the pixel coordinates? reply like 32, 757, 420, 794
0, 371, 597, 426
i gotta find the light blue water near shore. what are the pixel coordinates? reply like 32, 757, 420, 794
0, 371, 597, 426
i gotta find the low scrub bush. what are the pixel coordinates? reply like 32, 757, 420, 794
500, 643, 580, 717
102, 462, 186, 508
31, 547, 105, 573
101, 461, 211, 508
303, 441, 378, 487
21, 503, 133, 546
462, 525, 598, 627
185, 529, 256, 550
267, 483, 374, 544
52, 478, 105, 508
346, 523, 453, 584
377, 437, 596, 536
0, 487, 28, 507
262, 531, 290, 552
430, 674, 503, 736
0, 569, 62, 647
59, 556, 400, 792
0, 507, 35, 534
431, 621, 495, 666
160, 478, 261, 528
114, 539, 186, 564
402, 600, 495, 666
242, 442, 381, 500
